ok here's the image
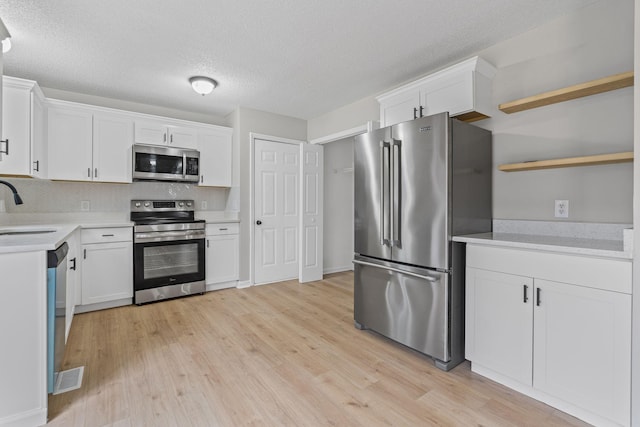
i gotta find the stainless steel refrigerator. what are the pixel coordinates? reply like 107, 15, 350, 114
353, 112, 491, 371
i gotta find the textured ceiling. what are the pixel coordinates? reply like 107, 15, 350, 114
0, 0, 597, 120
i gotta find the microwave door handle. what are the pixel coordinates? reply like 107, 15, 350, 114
182, 153, 187, 179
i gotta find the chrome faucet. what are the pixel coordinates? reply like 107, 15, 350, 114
0, 180, 23, 205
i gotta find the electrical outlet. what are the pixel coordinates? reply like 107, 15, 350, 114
201, 201, 208, 210
555, 200, 569, 218
81, 200, 90, 212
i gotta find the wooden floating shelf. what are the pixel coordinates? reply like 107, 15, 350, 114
498, 152, 634, 172
499, 71, 634, 114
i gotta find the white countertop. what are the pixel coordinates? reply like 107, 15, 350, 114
0, 210, 239, 254
453, 232, 632, 260
0, 224, 79, 254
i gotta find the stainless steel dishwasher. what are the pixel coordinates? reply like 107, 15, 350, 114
47, 242, 68, 394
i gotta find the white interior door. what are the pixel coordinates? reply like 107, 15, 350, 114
299, 144, 324, 282
254, 139, 300, 285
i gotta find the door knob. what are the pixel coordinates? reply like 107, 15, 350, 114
256, 220, 262, 225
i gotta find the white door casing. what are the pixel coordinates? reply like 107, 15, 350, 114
254, 138, 300, 285
300, 143, 323, 282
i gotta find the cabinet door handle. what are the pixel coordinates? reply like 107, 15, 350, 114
83, 249, 87, 259
413, 107, 417, 120
200, 175, 203, 183
87, 168, 91, 178
95, 168, 98, 179
70, 257, 77, 271
170, 134, 174, 143
33, 160, 40, 172
207, 239, 210, 248
164, 133, 167, 143
219, 228, 228, 231
102, 234, 115, 237
536, 288, 541, 306
0, 138, 9, 155
523, 284, 528, 303
419, 106, 424, 117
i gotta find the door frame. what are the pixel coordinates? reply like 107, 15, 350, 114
249, 132, 306, 286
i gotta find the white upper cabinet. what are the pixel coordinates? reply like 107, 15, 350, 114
376, 56, 496, 127
134, 120, 197, 149
48, 101, 133, 183
0, 77, 46, 177
93, 113, 133, 183
197, 126, 233, 187
48, 103, 94, 181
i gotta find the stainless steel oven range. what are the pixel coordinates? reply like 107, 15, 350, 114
131, 200, 205, 304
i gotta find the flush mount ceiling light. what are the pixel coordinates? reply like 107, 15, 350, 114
0, 17, 11, 53
189, 76, 217, 96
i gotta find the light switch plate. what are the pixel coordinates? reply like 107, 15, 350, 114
80, 200, 90, 212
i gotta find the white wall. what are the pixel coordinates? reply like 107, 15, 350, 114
310, 0, 633, 225
0, 178, 229, 213
476, 0, 634, 223
234, 107, 307, 282
307, 96, 379, 141
323, 137, 354, 273
41, 87, 228, 126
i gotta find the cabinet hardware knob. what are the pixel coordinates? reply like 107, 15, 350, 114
87, 168, 91, 178
0, 139, 8, 155
164, 133, 167, 143
536, 288, 541, 306
413, 107, 417, 120
256, 220, 262, 225
70, 257, 77, 271
84, 249, 87, 259
95, 168, 98, 178
523, 284, 528, 303
419, 106, 424, 117
102, 234, 115, 237
33, 160, 39, 172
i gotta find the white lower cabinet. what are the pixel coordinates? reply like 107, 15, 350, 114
465, 245, 631, 427
206, 223, 239, 290
80, 227, 133, 307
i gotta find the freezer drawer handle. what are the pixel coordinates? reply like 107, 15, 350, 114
353, 259, 437, 282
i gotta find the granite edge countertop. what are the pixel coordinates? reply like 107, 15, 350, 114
453, 232, 632, 260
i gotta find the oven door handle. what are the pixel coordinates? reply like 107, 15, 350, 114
134, 231, 205, 243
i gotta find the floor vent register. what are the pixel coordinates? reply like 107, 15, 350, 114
53, 366, 84, 395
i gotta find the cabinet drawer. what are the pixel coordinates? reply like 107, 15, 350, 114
206, 223, 239, 236
466, 245, 632, 294
81, 227, 132, 244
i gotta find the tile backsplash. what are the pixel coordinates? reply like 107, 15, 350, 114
0, 178, 231, 213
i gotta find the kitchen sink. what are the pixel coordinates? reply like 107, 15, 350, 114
0, 229, 56, 236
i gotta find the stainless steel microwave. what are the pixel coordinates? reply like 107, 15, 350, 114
132, 144, 200, 183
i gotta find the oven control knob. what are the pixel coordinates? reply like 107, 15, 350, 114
186, 201, 192, 207
144, 202, 150, 207
179, 202, 184, 207
135, 202, 141, 208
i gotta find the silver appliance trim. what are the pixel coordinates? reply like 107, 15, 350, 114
134, 229, 205, 243
135, 280, 205, 304
134, 222, 205, 233
353, 259, 437, 282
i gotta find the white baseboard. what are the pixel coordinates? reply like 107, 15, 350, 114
0, 407, 47, 427
237, 280, 252, 289
74, 298, 132, 313
206, 281, 237, 292
323, 265, 354, 274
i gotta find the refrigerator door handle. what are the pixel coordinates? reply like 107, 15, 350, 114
380, 141, 391, 246
353, 259, 438, 282
391, 139, 401, 247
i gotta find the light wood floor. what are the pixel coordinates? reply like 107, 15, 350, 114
48, 272, 588, 426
